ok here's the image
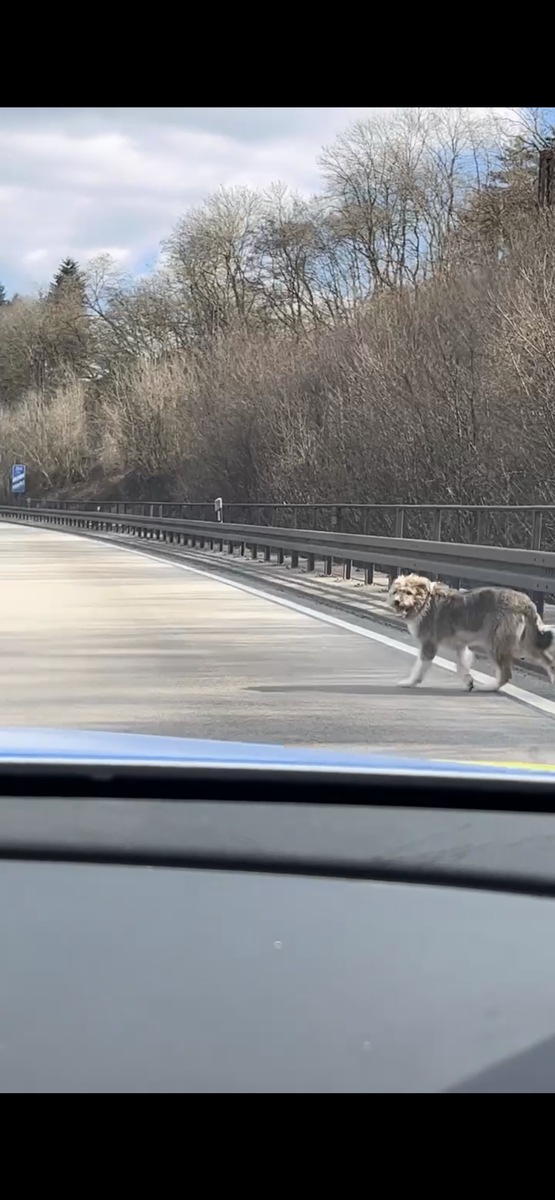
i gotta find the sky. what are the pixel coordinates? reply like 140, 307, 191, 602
0, 106, 538, 296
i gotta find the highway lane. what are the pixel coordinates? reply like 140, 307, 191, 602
1, 520, 554, 760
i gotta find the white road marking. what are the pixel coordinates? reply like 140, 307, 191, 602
14, 525, 555, 722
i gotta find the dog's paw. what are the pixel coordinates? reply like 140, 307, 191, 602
464, 677, 474, 692
397, 677, 417, 688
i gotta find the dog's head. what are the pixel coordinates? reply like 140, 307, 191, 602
388, 573, 434, 619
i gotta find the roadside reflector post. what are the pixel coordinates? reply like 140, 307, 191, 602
214, 497, 224, 523
533, 591, 546, 618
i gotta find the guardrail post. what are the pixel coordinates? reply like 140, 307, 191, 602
531, 511, 546, 616
364, 564, 374, 585
343, 559, 352, 581
388, 509, 406, 584
325, 517, 337, 572
307, 554, 315, 572
291, 550, 299, 569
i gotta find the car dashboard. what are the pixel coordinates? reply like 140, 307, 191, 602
2, 753, 555, 1092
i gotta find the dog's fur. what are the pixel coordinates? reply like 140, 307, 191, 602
387, 573, 554, 691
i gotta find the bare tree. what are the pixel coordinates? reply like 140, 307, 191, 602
163, 187, 265, 337
2, 109, 555, 516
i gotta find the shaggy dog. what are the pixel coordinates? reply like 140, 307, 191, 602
388, 573, 554, 691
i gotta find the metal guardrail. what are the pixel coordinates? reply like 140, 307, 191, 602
24, 499, 555, 553
2, 505, 554, 615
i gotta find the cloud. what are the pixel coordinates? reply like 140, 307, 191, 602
0, 107, 523, 293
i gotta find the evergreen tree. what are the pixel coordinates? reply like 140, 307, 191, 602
49, 257, 87, 306
47, 258, 91, 375
0, 281, 7, 305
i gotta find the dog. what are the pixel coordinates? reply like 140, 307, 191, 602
387, 573, 554, 691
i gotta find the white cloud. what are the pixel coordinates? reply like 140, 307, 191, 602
0, 106, 523, 293
23, 249, 49, 265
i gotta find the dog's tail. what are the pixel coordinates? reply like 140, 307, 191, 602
534, 623, 553, 651
522, 608, 553, 651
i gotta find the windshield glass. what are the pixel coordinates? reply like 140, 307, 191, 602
1, 106, 555, 769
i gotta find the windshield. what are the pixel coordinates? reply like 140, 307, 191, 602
1, 106, 555, 769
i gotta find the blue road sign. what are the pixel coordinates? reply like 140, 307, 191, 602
11, 464, 26, 495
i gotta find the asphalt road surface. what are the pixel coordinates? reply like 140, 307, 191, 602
1, 520, 555, 761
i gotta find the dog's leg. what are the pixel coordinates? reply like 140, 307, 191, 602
479, 653, 512, 692
456, 646, 475, 691
542, 652, 555, 684
526, 647, 555, 684
398, 642, 436, 688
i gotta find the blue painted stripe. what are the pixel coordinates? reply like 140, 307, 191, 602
0, 727, 551, 778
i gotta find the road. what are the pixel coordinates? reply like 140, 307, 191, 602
1, 519, 554, 760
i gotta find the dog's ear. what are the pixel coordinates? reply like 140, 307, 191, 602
407, 574, 432, 593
